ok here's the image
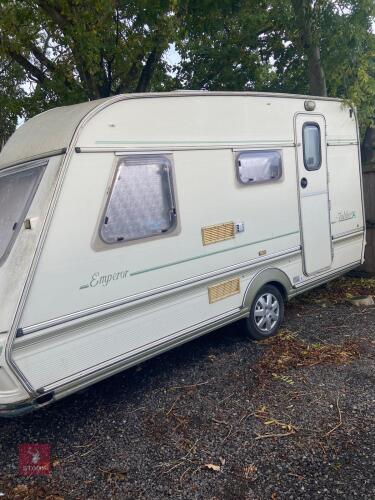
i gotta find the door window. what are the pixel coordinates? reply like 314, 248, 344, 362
302, 123, 321, 171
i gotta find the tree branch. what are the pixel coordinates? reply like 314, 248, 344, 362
29, 43, 57, 73
7, 48, 47, 84
35, 0, 69, 30
135, 47, 160, 92
35, 0, 101, 98
115, 51, 145, 94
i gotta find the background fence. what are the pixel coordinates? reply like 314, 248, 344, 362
362, 164, 375, 274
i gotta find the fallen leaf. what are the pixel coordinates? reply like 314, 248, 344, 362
13, 485, 28, 495
243, 464, 257, 479
100, 467, 127, 483
205, 463, 221, 472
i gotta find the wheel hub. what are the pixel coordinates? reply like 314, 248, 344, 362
254, 292, 280, 332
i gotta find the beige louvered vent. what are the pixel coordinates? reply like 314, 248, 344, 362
208, 277, 241, 304
201, 222, 235, 246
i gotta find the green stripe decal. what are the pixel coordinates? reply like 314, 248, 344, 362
130, 230, 300, 276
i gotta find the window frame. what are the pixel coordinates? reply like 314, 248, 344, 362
235, 149, 283, 186
302, 121, 322, 171
99, 154, 178, 245
0, 161, 46, 267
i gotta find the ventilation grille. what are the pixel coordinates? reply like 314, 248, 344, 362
201, 222, 235, 246
208, 277, 241, 304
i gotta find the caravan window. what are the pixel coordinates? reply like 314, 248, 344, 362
100, 155, 177, 244
302, 123, 321, 170
236, 150, 282, 185
0, 164, 45, 265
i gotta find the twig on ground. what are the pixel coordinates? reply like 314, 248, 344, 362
255, 431, 296, 440
217, 392, 235, 404
288, 472, 305, 480
165, 397, 180, 416
238, 412, 253, 424
169, 381, 210, 390
222, 425, 234, 443
212, 418, 229, 425
157, 439, 199, 474
179, 466, 191, 485
325, 396, 343, 437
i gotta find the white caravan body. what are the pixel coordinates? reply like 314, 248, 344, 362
0, 92, 365, 415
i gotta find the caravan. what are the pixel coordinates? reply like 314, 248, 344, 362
0, 91, 365, 415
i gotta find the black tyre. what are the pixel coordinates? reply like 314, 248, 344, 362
240, 284, 284, 340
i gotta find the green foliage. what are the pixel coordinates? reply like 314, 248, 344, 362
0, 0, 178, 119
0, 56, 26, 146
175, 0, 277, 91
0, 0, 374, 144
319, 1, 375, 133
176, 0, 374, 131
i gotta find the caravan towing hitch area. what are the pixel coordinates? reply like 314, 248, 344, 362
0, 276, 374, 499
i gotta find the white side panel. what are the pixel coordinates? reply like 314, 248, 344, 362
299, 193, 332, 273
13, 145, 301, 390
76, 95, 357, 151
19, 149, 300, 327
14, 284, 239, 389
328, 145, 364, 236
13, 255, 303, 390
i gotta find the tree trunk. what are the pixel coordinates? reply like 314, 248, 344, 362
307, 45, 327, 96
291, 0, 327, 97
362, 125, 375, 165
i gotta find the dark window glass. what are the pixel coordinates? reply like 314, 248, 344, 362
0, 164, 45, 265
303, 123, 321, 170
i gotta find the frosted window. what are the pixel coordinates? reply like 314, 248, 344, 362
236, 150, 282, 185
101, 155, 176, 243
0, 164, 45, 264
303, 123, 321, 170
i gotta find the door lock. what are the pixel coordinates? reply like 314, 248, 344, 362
300, 177, 308, 188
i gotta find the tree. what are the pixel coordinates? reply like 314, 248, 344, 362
0, 0, 373, 150
175, 0, 275, 91
0, 0, 177, 113
176, 0, 374, 138
289, 0, 327, 96
0, 56, 26, 149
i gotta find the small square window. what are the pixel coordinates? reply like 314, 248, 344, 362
236, 150, 282, 185
100, 155, 177, 244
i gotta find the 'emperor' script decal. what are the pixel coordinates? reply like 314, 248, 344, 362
80, 270, 129, 290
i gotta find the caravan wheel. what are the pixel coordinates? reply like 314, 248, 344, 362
241, 284, 284, 340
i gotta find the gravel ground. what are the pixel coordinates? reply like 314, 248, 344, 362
0, 276, 374, 500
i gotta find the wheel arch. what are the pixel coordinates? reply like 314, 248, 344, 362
242, 268, 293, 310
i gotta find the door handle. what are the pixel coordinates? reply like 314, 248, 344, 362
300, 177, 308, 188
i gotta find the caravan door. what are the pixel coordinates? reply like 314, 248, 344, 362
295, 113, 332, 275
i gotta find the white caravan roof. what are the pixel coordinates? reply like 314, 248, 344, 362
0, 91, 347, 171
0, 98, 107, 170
